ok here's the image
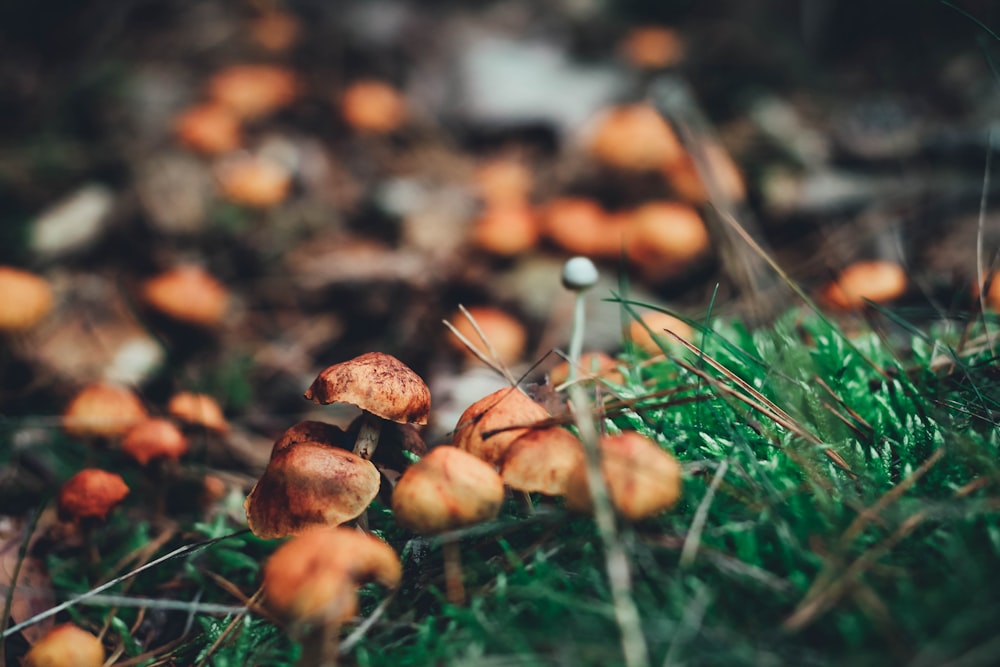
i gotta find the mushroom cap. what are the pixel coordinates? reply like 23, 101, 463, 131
625, 202, 710, 281
822, 260, 907, 310
244, 441, 380, 539
214, 154, 292, 208
58, 469, 129, 521
304, 352, 431, 425
63, 382, 148, 440
272, 420, 349, 458
541, 197, 622, 258
471, 204, 540, 257
392, 446, 504, 534
474, 157, 533, 207
121, 418, 189, 465
207, 64, 299, 120
446, 306, 527, 368
340, 79, 406, 134
586, 103, 684, 171
628, 311, 693, 355
141, 266, 229, 328
23, 623, 104, 667
549, 351, 623, 387
561, 256, 599, 291
173, 103, 242, 155
453, 387, 550, 467
619, 26, 684, 69
565, 432, 682, 521
263, 527, 401, 624
167, 391, 229, 434
500, 427, 585, 496
0, 266, 54, 333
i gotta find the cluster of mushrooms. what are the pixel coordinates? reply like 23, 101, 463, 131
246, 341, 683, 662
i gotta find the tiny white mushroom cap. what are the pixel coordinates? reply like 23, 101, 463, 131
561, 256, 599, 291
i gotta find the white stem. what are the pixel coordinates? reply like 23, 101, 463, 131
567, 291, 587, 384
354, 413, 382, 460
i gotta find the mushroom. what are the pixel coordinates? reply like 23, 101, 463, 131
121, 417, 188, 466
304, 352, 431, 461
586, 103, 684, 171
339, 80, 406, 134
263, 527, 401, 666
0, 266, 53, 333
549, 351, 623, 387
624, 201, 710, 282
141, 266, 230, 328
23, 623, 104, 667
206, 64, 299, 120
446, 306, 528, 369
821, 260, 907, 310
499, 427, 585, 496
628, 311, 693, 356
173, 102, 242, 155
63, 382, 148, 441
452, 386, 550, 467
565, 431, 682, 521
392, 446, 504, 603
167, 391, 229, 435
58, 469, 130, 522
244, 428, 381, 538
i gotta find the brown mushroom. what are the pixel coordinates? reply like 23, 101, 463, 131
470, 204, 540, 257
624, 201, 710, 282
63, 382, 148, 440
214, 153, 293, 208
244, 436, 381, 539
339, 80, 406, 134
304, 352, 431, 461
23, 623, 104, 667
392, 446, 504, 603
452, 386, 550, 467
549, 351, 623, 387
58, 468, 129, 522
565, 431, 682, 521
173, 103, 242, 155
207, 64, 299, 120
628, 311, 694, 356
0, 266, 53, 333
499, 427, 585, 496
446, 306, 528, 368
586, 103, 684, 171
263, 527, 400, 665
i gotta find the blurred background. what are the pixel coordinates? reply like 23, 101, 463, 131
1, 0, 998, 441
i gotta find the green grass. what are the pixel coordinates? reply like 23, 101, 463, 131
4, 302, 1000, 666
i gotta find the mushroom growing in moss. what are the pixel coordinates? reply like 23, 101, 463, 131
453, 386, 550, 467
304, 352, 430, 461
23, 623, 105, 667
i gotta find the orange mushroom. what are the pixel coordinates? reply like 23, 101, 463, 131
474, 157, 533, 206
63, 382, 148, 440
540, 197, 623, 258
121, 417, 189, 465
214, 153, 292, 208
206, 64, 299, 120
586, 103, 684, 171
23, 623, 105, 667
628, 311, 693, 355
499, 427, 585, 496
339, 80, 406, 134
549, 351, 623, 386
662, 143, 746, 204
446, 306, 528, 368
452, 386, 550, 467
58, 469, 129, 521
822, 260, 908, 310
470, 204, 540, 257
624, 201, 711, 281
619, 26, 685, 69
565, 431, 682, 521
167, 391, 230, 434
173, 103, 242, 155
249, 10, 301, 53
0, 266, 53, 332
141, 266, 230, 328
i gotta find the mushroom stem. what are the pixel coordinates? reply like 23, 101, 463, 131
353, 412, 383, 460
561, 257, 599, 384
297, 621, 340, 667
442, 538, 465, 605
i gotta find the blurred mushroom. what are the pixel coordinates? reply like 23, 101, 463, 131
392, 445, 504, 603
207, 64, 299, 120
619, 26, 684, 69
446, 306, 527, 368
173, 102, 242, 155
624, 201, 710, 282
339, 80, 407, 134
63, 382, 148, 441
23, 623, 104, 667
244, 434, 380, 539
473, 157, 533, 207
549, 351, 623, 387
628, 311, 693, 356
263, 526, 400, 665
214, 153, 292, 208
470, 204, 540, 257
141, 265, 229, 329
58, 468, 130, 522
565, 431, 682, 521
167, 391, 230, 435
0, 266, 53, 333
304, 352, 431, 461
586, 103, 684, 171
541, 197, 622, 258
249, 10, 301, 52
452, 386, 550, 467
121, 417, 188, 466
821, 260, 908, 310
